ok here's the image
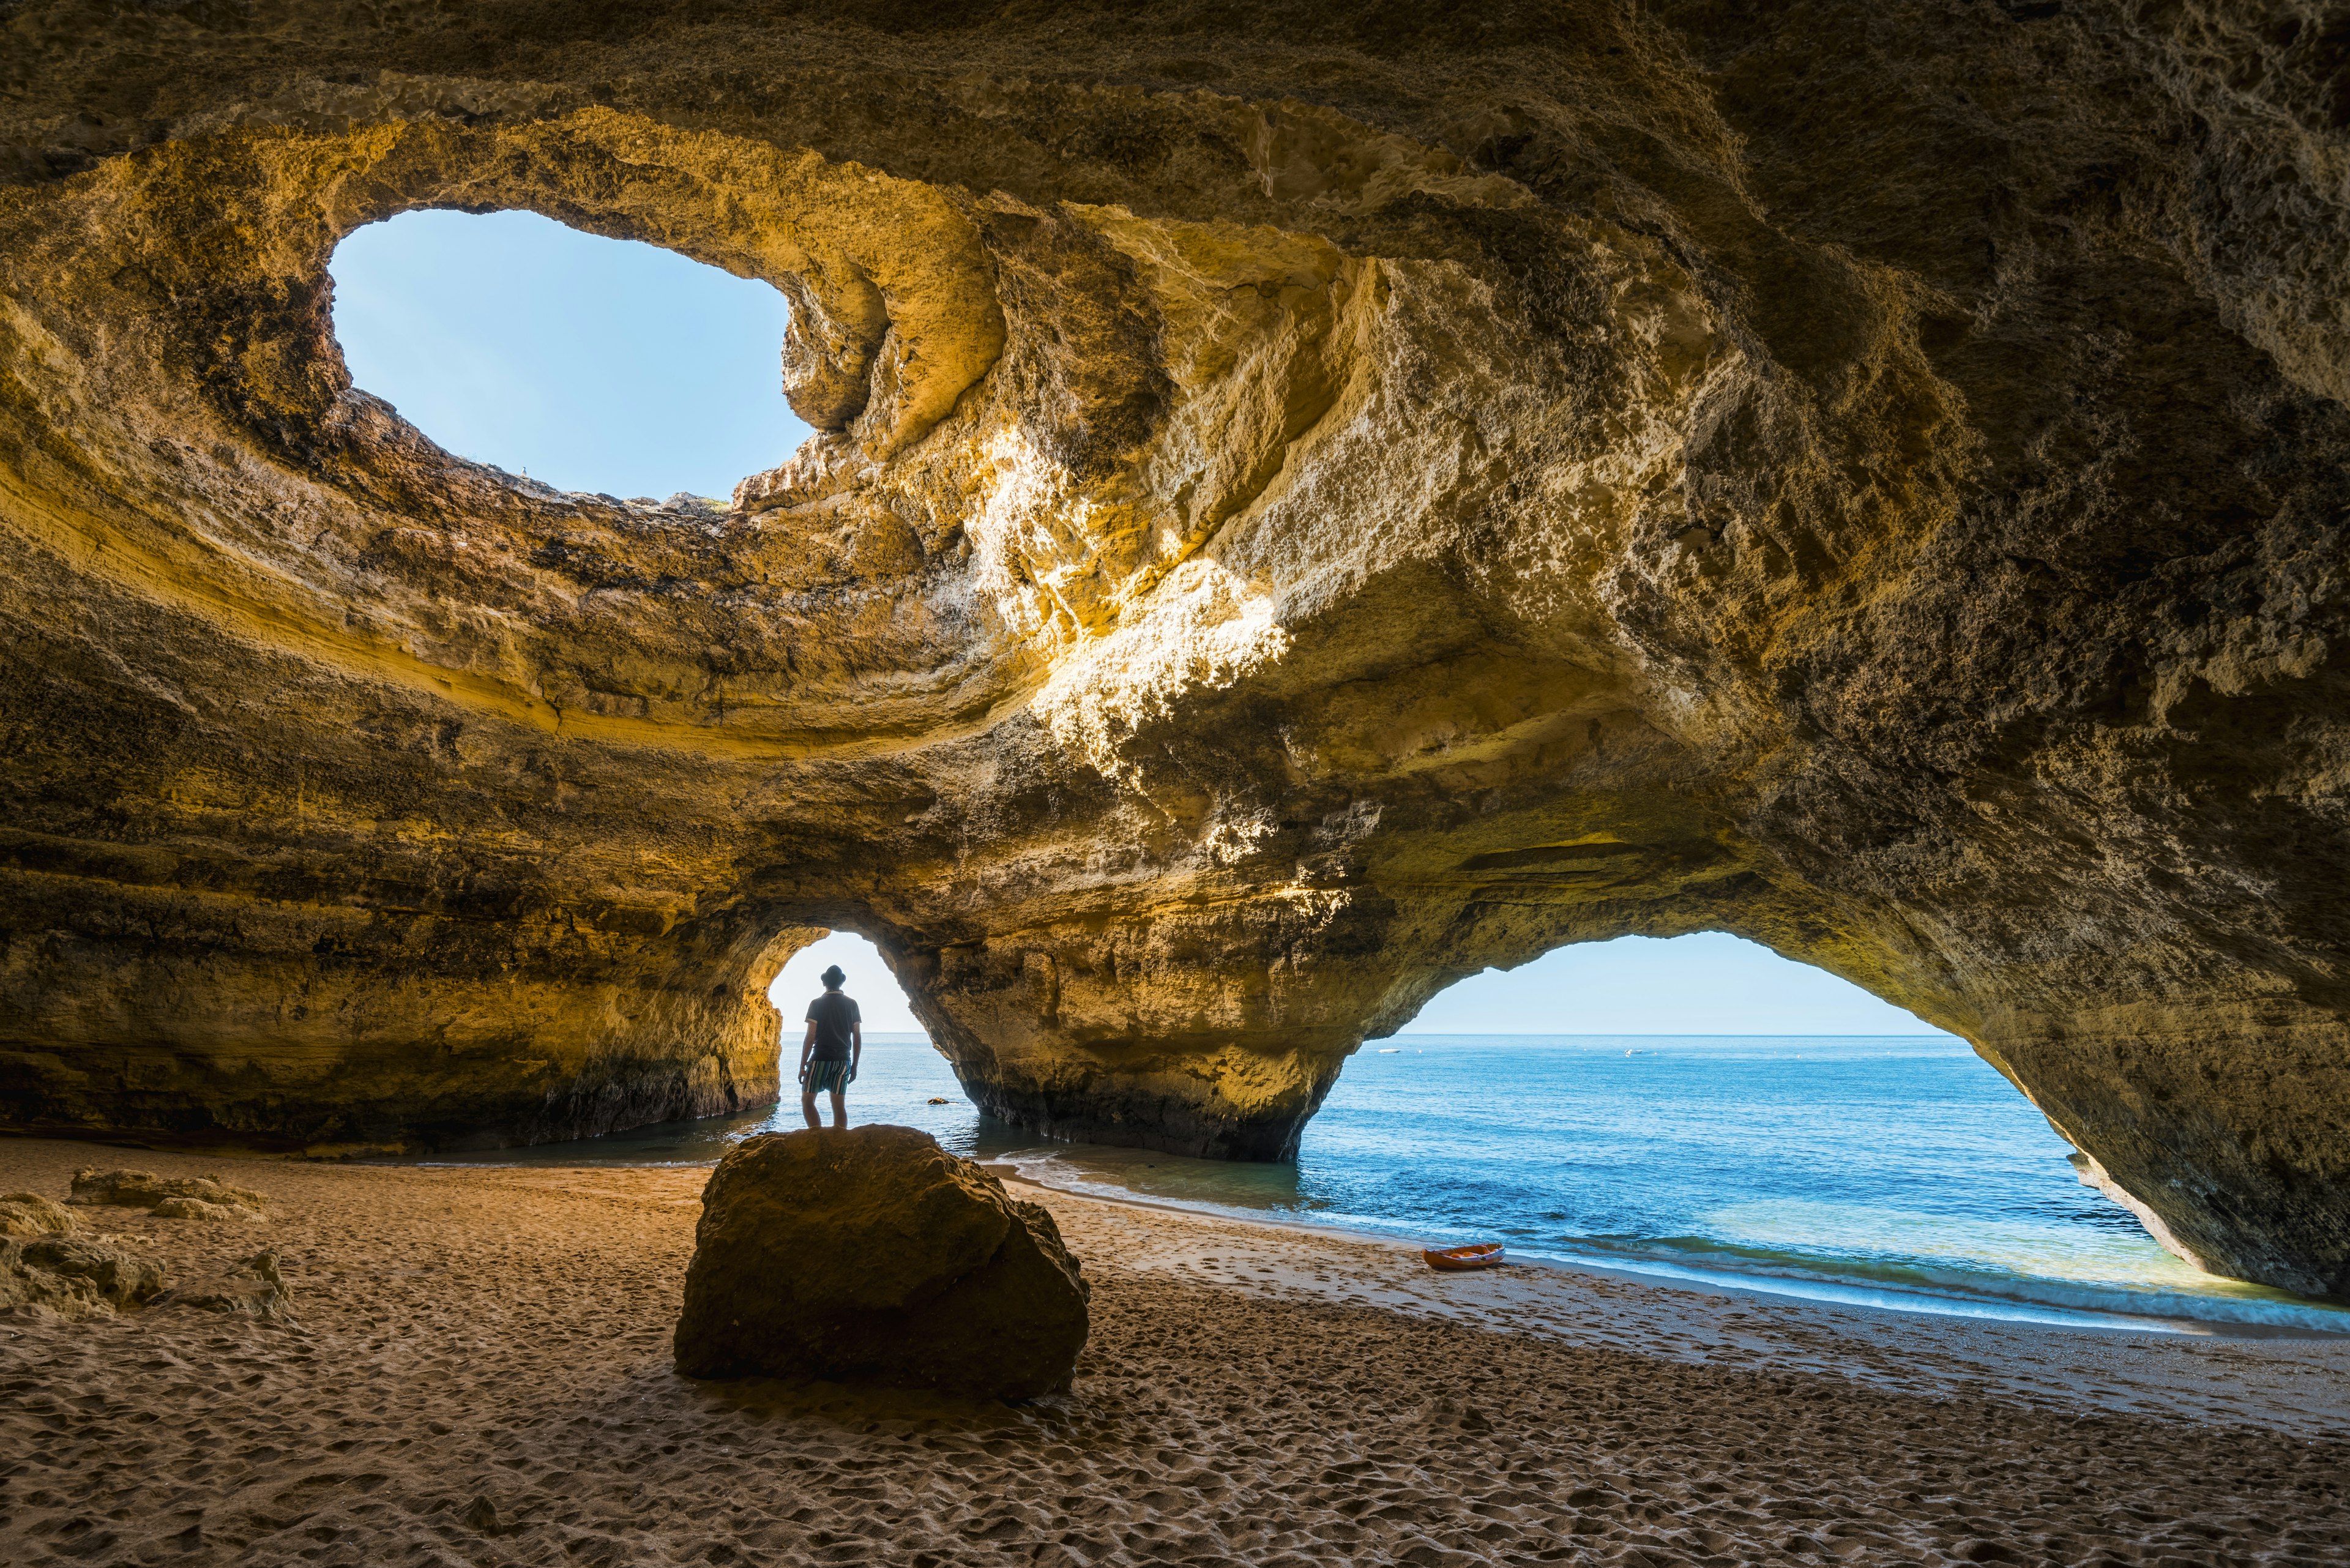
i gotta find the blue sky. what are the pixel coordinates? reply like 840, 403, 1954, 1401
330, 209, 810, 499
771, 930, 1945, 1037
334, 212, 1947, 1042
1393, 931, 1944, 1035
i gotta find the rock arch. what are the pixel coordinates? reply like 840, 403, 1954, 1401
2, 2, 2345, 1299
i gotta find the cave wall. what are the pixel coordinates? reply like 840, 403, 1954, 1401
1, 1, 2345, 1296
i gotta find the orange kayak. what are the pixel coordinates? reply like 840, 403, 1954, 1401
1423, 1242, 1507, 1271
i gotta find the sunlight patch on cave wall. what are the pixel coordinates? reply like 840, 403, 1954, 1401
328, 209, 810, 499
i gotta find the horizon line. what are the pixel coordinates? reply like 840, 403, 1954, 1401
850, 1029, 1962, 1040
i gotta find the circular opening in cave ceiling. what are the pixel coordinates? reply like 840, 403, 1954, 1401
327, 209, 811, 502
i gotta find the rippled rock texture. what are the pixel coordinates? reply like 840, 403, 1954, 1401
1, 2, 2344, 1294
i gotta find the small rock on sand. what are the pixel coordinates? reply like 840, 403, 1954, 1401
674, 1125, 1087, 1398
154, 1250, 295, 1321
70, 1168, 267, 1220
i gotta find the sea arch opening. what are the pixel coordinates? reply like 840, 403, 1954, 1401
958, 929, 2305, 1327
766, 930, 924, 1047
1397, 931, 1953, 1037
755, 930, 998, 1147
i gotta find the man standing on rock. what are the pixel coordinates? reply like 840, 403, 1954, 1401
799, 964, 862, 1130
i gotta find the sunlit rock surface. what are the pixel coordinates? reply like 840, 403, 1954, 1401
0, 2, 2344, 1295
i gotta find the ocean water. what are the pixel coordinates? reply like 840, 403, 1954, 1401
446, 1032, 2350, 1336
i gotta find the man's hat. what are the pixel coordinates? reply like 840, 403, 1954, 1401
820, 964, 847, 988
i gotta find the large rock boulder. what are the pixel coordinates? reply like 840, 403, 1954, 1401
673, 1126, 1088, 1398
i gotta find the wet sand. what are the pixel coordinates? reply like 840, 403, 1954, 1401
4, 1137, 2346, 1566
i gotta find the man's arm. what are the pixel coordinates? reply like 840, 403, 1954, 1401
849, 1021, 862, 1080
799, 1019, 817, 1079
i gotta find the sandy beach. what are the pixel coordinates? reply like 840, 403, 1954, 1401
4, 1137, 2347, 1567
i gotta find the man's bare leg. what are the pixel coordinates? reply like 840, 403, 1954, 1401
828, 1088, 848, 1129
801, 1090, 822, 1130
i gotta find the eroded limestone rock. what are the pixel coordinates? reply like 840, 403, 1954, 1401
70, 1170, 269, 1221
674, 1126, 1088, 1397
0, 1192, 76, 1239
0, 2, 2344, 1296
154, 1251, 296, 1323
1, 1237, 168, 1320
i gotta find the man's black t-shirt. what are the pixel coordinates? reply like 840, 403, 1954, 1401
806, 991, 860, 1060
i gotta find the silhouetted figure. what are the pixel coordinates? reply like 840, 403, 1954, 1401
800, 964, 862, 1129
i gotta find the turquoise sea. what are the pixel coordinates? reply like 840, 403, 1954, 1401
447, 1032, 2350, 1336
